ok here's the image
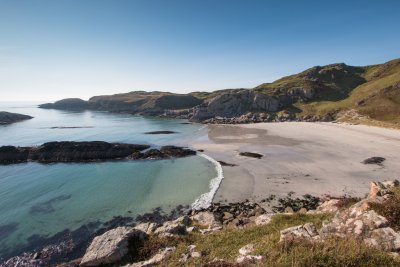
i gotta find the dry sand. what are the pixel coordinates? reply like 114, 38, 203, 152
191, 122, 400, 203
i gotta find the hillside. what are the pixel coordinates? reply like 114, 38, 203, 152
39, 58, 400, 128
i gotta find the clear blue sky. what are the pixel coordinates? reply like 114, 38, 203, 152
1, 0, 399, 101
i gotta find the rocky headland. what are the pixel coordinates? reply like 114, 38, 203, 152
3, 180, 400, 266
0, 112, 33, 125
0, 142, 196, 164
38, 58, 400, 128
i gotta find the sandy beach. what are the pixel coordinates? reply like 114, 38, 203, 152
191, 122, 400, 203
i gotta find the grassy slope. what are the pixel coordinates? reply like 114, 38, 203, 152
254, 58, 400, 128
132, 213, 400, 266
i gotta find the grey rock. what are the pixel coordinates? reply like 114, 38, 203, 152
80, 227, 146, 267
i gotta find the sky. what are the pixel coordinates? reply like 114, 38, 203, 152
0, 0, 399, 102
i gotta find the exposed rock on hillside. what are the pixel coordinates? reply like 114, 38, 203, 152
0, 111, 33, 125
191, 90, 281, 122
0, 142, 196, 164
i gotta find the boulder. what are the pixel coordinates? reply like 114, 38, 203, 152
80, 227, 146, 267
191, 211, 221, 229
127, 247, 176, 267
134, 222, 158, 235
154, 217, 189, 237
236, 255, 263, 264
255, 214, 274, 226
239, 244, 255, 256
280, 223, 319, 242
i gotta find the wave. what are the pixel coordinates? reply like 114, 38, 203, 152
191, 153, 224, 210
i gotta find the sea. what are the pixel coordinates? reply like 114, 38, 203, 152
0, 102, 220, 259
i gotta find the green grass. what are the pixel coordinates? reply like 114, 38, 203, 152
129, 212, 400, 266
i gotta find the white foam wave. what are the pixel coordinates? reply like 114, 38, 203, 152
191, 153, 224, 210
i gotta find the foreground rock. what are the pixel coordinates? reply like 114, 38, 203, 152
0, 111, 33, 125
80, 227, 147, 266
0, 142, 196, 164
279, 180, 400, 255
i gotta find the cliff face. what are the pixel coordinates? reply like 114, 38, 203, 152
38, 58, 400, 127
191, 91, 281, 121
0, 112, 33, 125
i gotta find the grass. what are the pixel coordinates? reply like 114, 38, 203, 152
129, 212, 400, 266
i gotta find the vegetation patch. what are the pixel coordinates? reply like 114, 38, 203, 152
370, 187, 400, 231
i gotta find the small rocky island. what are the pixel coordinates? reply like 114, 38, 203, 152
0, 141, 196, 164
0, 111, 33, 125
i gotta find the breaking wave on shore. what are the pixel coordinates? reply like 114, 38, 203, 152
192, 153, 224, 210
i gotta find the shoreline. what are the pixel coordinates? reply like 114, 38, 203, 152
190, 122, 400, 206
191, 153, 224, 210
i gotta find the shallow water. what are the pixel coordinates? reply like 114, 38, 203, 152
0, 102, 214, 258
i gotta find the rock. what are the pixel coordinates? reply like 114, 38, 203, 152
154, 220, 187, 237
239, 244, 255, 256
144, 131, 177, 134
255, 214, 274, 226
223, 212, 234, 221
284, 207, 294, 213
365, 228, 400, 251
191, 211, 221, 229
217, 161, 238, 167
80, 227, 146, 267
362, 157, 386, 165
127, 247, 176, 267
298, 207, 307, 214
134, 222, 158, 234
315, 199, 340, 213
239, 152, 263, 159
191, 90, 280, 122
179, 245, 202, 263
317, 180, 400, 252
280, 223, 319, 242
236, 255, 263, 264
186, 226, 199, 233
368, 180, 400, 199
0, 142, 197, 164
0, 111, 33, 125
0, 141, 150, 164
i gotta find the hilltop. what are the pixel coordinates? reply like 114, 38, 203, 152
39, 58, 400, 128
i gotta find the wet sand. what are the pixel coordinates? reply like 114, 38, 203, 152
191, 122, 400, 203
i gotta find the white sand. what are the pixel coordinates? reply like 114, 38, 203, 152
191, 122, 400, 203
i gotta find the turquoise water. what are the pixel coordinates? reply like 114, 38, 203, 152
0, 102, 214, 258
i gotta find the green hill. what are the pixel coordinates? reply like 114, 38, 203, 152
39, 58, 400, 128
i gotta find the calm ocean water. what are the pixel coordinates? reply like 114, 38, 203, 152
0, 102, 216, 258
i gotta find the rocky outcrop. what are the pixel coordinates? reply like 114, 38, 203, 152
0, 142, 196, 164
279, 180, 400, 255
128, 146, 196, 160
191, 91, 280, 122
39, 98, 89, 110
0, 111, 33, 125
80, 227, 146, 266
127, 247, 176, 267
